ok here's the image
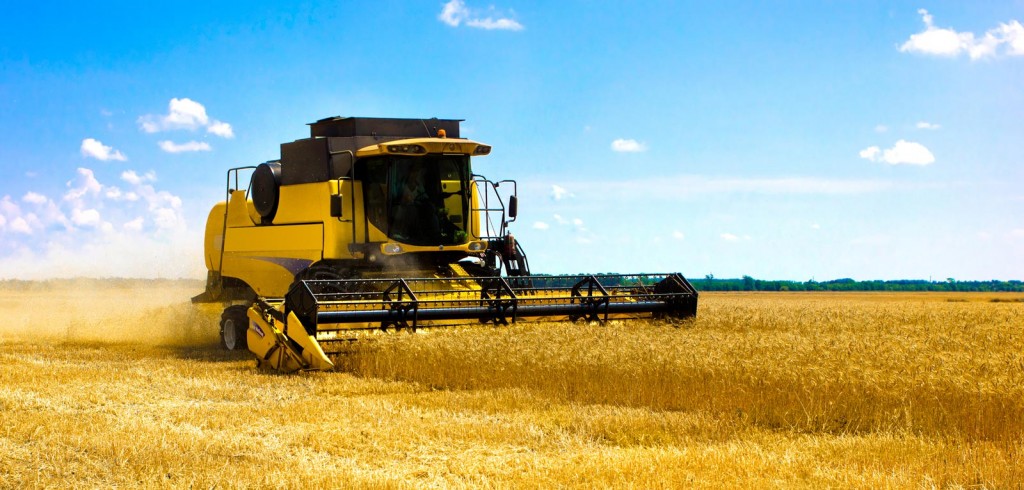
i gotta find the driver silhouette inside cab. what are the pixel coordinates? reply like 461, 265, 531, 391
391, 164, 440, 243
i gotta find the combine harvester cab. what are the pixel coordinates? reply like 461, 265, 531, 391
193, 117, 698, 373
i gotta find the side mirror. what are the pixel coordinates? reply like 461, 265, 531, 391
507, 195, 518, 219
330, 194, 343, 217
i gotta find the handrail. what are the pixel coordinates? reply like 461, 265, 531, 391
327, 150, 357, 255
218, 166, 257, 277
471, 175, 517, 240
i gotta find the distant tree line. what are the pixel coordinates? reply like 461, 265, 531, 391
696, 275, 1024, 292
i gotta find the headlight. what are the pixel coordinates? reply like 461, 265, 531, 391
382, 243, 404, 255
386, 144, 425, 154
467, 241, 486, 251
473, 145, 491, 155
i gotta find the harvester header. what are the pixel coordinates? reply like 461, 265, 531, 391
193, 116, 698, 372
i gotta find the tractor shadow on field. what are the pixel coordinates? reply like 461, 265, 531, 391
166, 343, 255, 364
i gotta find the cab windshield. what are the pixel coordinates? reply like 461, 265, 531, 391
359, 155, 472, 246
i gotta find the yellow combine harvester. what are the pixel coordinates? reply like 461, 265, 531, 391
193, 117, 697, 372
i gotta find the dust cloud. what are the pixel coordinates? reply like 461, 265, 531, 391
0, 279, 222, 347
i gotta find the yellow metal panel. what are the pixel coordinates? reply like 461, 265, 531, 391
285, 311, 334, 371
225, 223, 322, 252
247, 307, 307, 373
273, 182, 332, 224
323, 179, 358, 260
222, 223, 323, 296
470, 183, 482, 239
226, 190, 257, 227
203, 203, 226, 271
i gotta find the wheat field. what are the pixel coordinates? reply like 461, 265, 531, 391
0, 281, 1021, 488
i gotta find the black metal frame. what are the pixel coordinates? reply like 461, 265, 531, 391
570, 276, 611, 322
471, 175, 517, 240
217, 166, 258, 280
283, 273, 698, 333
380, 279, 418, 331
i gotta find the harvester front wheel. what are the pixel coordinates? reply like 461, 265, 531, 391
220, 305, 250, 351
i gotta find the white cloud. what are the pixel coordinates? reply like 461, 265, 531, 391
672, 231, 685, 240
121, 170, 156, 185
6, 194, 70, 234
467, 18, 523, 31
438, 0, 523, 31
0, 196, 38, 235
56, 167, 183, 232
968, 32, 1001, 60
159, 140, 212, 153
0, 167, 197, 279
64, 168, 103, 203
0, 196, 18, 216
80, 138, 127, 162
439, 0, 467, 26
972, 20, 1024, 58
874, 124, 889, 133
1012, 229, 1024, 238
138, 98, 234, 138
550, 184, 574, 201
152, 98, 207, 130
860, 140, 935, 166
883, 140, 935, 165
900, 9, 973, 57
0, 197, 29, 235
23, 192, 47, 205
811, 223, 821, 230
71, 208, 102, 227
534, 212, 596, 244
916, 121, 941, 130
859, 146, 881, 161
152, 208, 180, 229
611, 138, 647, 153
206, 121, 234, 138
123, 217, 144, 231
102, 186, 139, 202
900, 9, 1024, 60
8, 217, 31, 234
1001, 21, 1024, 55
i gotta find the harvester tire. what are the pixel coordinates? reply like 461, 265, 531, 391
220, 305, 250, 351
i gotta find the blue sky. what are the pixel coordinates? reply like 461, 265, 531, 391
1, 1, 1022, 280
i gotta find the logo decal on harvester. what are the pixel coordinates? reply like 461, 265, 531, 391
251, 321, 265, 338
